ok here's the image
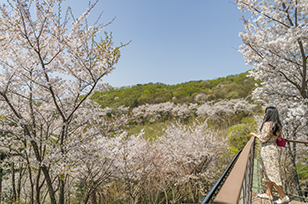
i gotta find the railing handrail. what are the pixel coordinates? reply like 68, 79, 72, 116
286, 139, 308, 144
212, 136, 255, 204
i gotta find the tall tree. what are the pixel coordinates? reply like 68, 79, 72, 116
237, 0, 308, 199
0, 0, 124, 203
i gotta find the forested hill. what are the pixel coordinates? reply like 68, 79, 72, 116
92, 71, 259, 108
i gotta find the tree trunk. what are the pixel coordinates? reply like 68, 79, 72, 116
0, 167, 3, 204
25, 123, 56, 204
41, 165, 57, 204
17, 163, 23, 202
36, 167, 42, 204
81, 190, 90, 204
90, 189, 98, 204
11, 162, 16, 203
27, 163, 34, 204
59, 178, 65, 204
29, 138, 57, 204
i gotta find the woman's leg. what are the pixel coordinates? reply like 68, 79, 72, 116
266, 182, 273, 196
273, 183, 286, 199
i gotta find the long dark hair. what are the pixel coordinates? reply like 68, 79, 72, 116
260, 106, 282, 136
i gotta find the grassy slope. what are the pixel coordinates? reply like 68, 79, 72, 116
92, 70, 260, 109
92, 71, 262, 150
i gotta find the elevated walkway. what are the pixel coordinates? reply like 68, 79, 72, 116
201, 137, 308, 204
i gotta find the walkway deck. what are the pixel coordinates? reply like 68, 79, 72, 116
251, 193, 307, 204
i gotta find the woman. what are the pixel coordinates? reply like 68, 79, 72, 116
250, 106, 290, 204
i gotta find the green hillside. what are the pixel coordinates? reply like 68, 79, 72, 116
92, 71, 259, 108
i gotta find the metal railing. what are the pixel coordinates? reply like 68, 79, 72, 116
201, 136, 308, 204
200, 150, 242, 204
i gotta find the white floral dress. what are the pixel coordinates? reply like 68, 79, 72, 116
257, 121, 282, 186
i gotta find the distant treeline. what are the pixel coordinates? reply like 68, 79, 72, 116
92, 71, 260, 108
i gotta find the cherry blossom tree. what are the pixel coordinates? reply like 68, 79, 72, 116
110, 121, 229, 203
112, 132, 155, 203
237, 0, 308, 198
154, 121, 228, 203
71, 126, 127, 204
0, 0, 125, 203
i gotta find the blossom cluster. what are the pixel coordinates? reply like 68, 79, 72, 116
126, 98, 256, 123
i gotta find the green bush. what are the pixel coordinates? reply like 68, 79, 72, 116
228, 122, 257, 154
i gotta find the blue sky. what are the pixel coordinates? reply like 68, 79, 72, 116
4, 0, 253, 88
91, 0, 252, 88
